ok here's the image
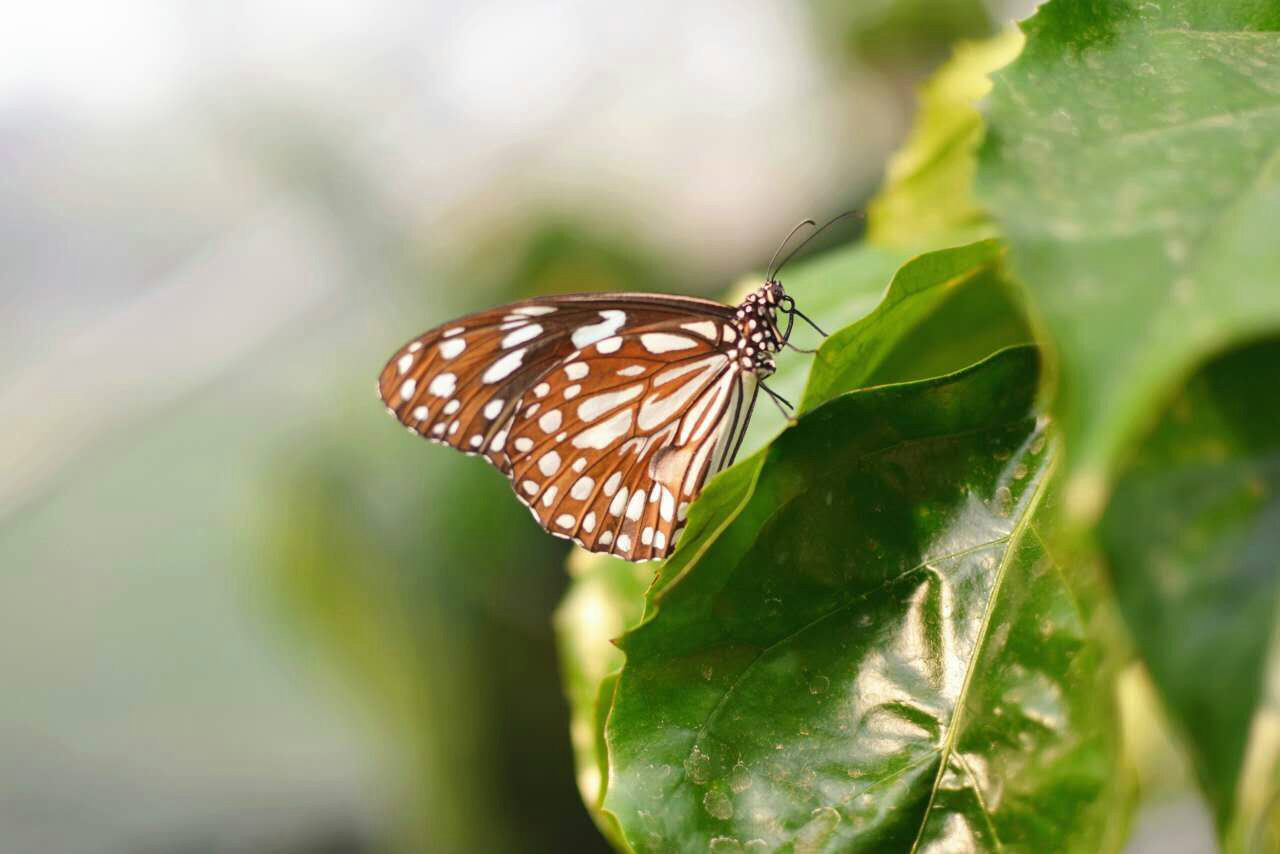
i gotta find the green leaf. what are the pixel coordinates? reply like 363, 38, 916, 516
603, 348, 1131, 854
975, 0, 1280, 524
867, 29, 1024, 250
801, 239, 1031, 411
1098, 337, 1280, 834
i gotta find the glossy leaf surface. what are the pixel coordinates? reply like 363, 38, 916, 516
603, 348, 1129, 853
975, 0, 1280, 522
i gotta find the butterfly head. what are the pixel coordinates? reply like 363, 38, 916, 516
731, 281, 790, 376
733, 278, 829, 373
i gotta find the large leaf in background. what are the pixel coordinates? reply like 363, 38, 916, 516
975, 0, 1280, 523
603, 348, 1131, 854
801, 239, 1030, 411
866, 30, 1023, 250
1098, 337, 1280, 835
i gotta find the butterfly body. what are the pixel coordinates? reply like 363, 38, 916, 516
378, 280, 808, 562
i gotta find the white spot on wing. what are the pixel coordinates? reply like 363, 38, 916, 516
570, 477, 595, 500
625, 490, 645, 521
514, 437, 534, 453
412, 405, 429, 421
570, 310, 626, 349
564, 384, 581, 399
534, 382, 551, 397
660, 487, 675, 522
617, 365, 646, 377
444, 327, 465, 337
397, 354, 414, 374
577, 384, 643, 422
444, 399, 460, 415
582, 512, 596, 533
514, 305, 557, 316
595, 336, 622, 354
542, 486, 558, 507
539, 409, 562, 433
641, 526, 654, 546
564, 362, 589, 381
439, 338, 466, 359
603, 472, 622, 496
599, 530, 614, 545
522, 480, 539, 495
539, 450, 562, 476
501, 323, 542, 348
483, 348, 526, 383
428, 373, 456, 397
609, 487, 629, 517
654, 530, 667, 552
556, 513, 576, 529
572, 408, 634, 449
399, 378, 417, 399
617, 533, 632, 552
408, 341, 425, 352
681, 320, 718, 339
640, 333, 697, 353
484, 399, 505, 419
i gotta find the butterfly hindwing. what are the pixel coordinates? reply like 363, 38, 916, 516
503, 330, 759, 560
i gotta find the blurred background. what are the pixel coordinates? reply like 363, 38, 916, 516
3, 2, 1209, 854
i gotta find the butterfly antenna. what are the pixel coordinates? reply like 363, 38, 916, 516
767, 219, 817, 280
771, 210, 864, 281
780, 295, 829, 339
760, 382, 794, 417
790, 305, 829, 337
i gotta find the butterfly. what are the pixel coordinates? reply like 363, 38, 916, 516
377, 219, 836, 562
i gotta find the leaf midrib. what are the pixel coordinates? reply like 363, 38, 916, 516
905, 456, 1055, 854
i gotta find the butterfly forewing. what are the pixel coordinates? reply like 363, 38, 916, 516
379, 293, 762, 562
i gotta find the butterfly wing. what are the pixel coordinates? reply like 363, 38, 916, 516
378, 294, 756, 562
503, 328, 759, 562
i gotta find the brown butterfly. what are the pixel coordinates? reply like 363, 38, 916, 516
378, 220, 833, 562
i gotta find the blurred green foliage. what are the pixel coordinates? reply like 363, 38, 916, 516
809, 0, 1001, 72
